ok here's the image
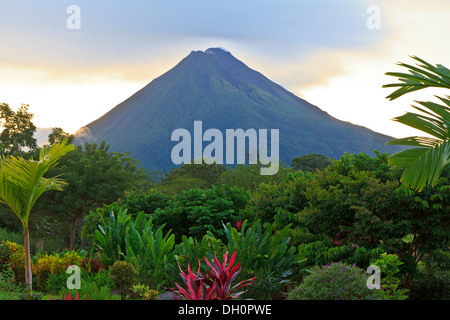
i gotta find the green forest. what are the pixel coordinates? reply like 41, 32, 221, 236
0, 56, 449, 301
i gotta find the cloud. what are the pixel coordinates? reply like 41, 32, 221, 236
0, 0, 381, 81
1, 0, 449, 138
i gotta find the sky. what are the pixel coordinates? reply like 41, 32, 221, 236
1, 0, 450, 141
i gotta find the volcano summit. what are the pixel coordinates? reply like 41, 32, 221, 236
75, 48, 399, 171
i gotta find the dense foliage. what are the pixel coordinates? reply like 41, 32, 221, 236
0, 107, 448, 300
287, 262, 382, 300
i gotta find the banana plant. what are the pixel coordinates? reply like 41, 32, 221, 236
173, 234, 222, 272
0, 139, 74, 299
219, 220, 305, 298
94, 207, 132, 266
124, 215, 176, 290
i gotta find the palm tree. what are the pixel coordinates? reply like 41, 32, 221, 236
383, 55, 450, 191
0, 138, 74, 299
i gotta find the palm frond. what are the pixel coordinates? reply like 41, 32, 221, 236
384, 56, 450, 191
0, 139, 74, 227
388, 140, 450, 191
383, 55, 450, 101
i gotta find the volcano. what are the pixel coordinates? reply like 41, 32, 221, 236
75, 48, 400, 171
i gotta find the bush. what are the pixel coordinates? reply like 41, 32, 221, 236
124, 215, 176, 290
410, 251, 450, 300
170, 251, 256, 300
45, 266, 113, 298
34, 253, 55, 291
287, 262, 382, 300
0, 266, 23, 300
0, 241, 15, 272
152, 185, 248, 241
0, 228, 24, 246
129, 284, 159, 300
243, 171, 313, 227
109, 260, 136, 300
169, 234, 222, 285
94, 207, 132, 266
372, 253, 409, 300
80, 254, 105, 273
49, 250, 85, 275
410, 269, 450, 300
219, 220, 305, 299
0, 266, 19, 294
298, 240, 385, 271
7, 242, 28, 286
33, 250, 85, 291
44, 272, 68, 295
81, 191, 170, 249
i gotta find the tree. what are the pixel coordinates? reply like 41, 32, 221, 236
218, 162, 292, 190
383, 56, 450, 191
291, 153, 330, 172
298, 154, 449, 288
0, 139, 74, 299
35, 141, 150, 250
152, 185, 249, 241
47, 127, 75, 145
0, 103, 37, 156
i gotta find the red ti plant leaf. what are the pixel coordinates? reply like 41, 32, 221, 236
170, 251, 255, 300
204, 251, 256, 300
170, 260, 217, 300
235, 220, 243, 232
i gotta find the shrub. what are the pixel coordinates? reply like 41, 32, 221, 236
129, 284, 149, 299
45, 272, 68, 295
152, 185, 248, 241
50, 292, 84, 300
219, 220, 305, 299
124, 214, 176, 290
32, 250, 85, 291
287, 262, 382, 300
170, 251, 255, 300
0, 266, 23, 300
372, 253, 409, 300
82, 191, 170, 248
20, 291, 43, 300
34, 253, 55, 291
243, 171, 313, 227
47, 267, 113, 300
299, 160, 450, 275
410, 268, 450, 300
94, 207, 132, 266
203, 251, 256, 300
0, 229, 24, 247
49, 250, 85, 275
109, 260, 136, 300
298, 240, 385, 271
129, 284, 159, 300
7, 243, 28, 286
169, 234, 222, 286
143, 289, 159, 300
410, 250, 450, 300
0, 241, 15, 272
80, 254, 104, 273
0, 266, 19, 293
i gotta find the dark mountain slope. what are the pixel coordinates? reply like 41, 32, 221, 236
75, 48, 400, 171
